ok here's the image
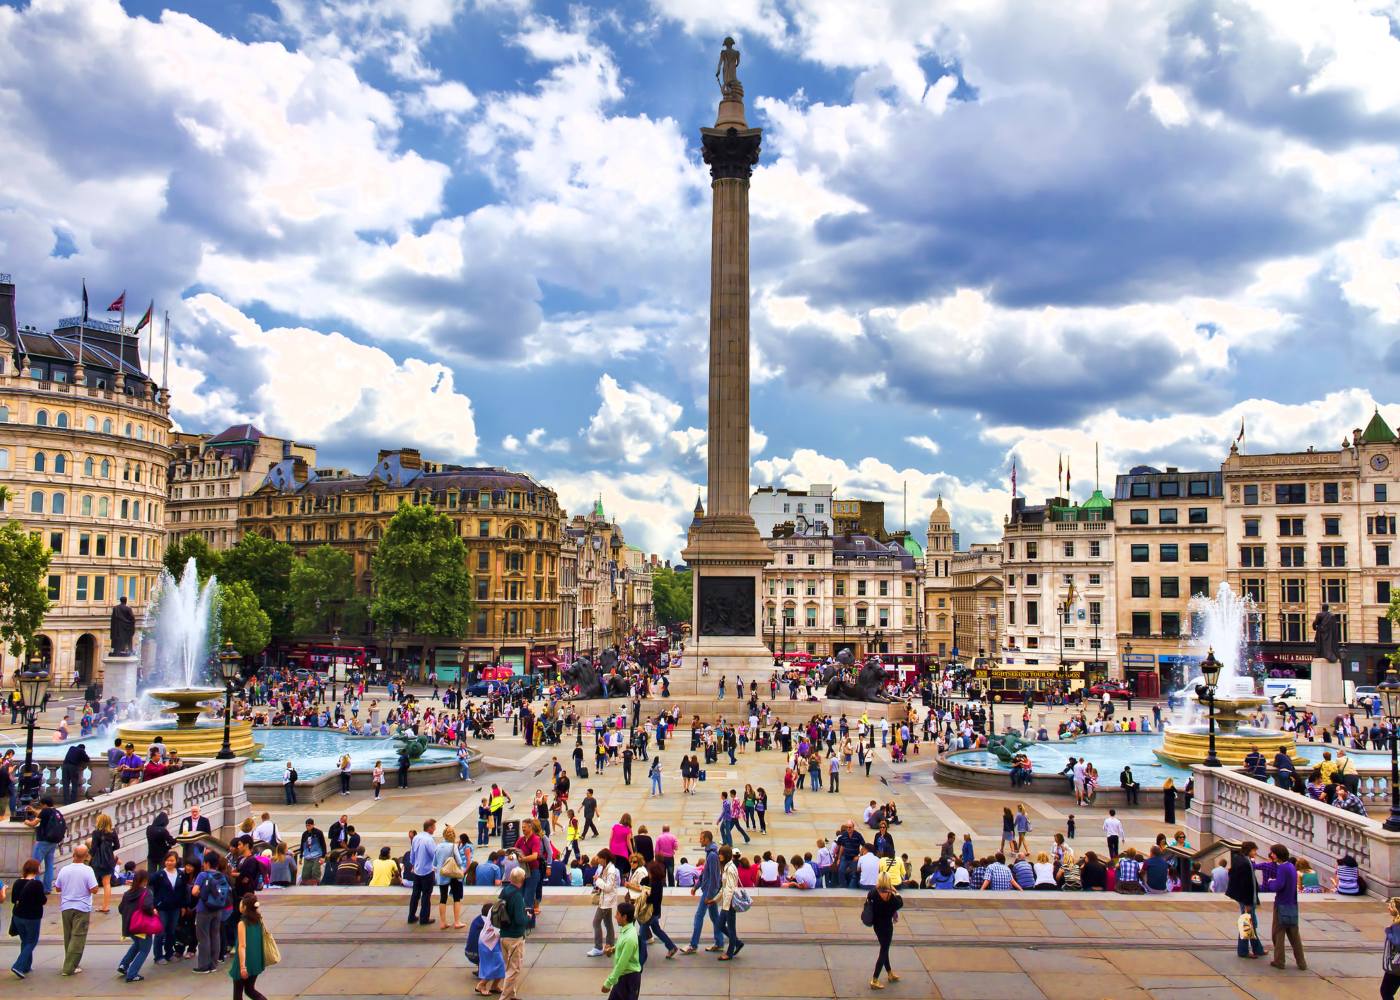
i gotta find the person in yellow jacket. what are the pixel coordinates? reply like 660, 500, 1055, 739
369, 846, 401, 887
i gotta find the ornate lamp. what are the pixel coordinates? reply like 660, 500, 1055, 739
216, 639, 240, 760
1379, 666, 1400, 831
1199, 647, 1222, 768
15, 661, 50, 815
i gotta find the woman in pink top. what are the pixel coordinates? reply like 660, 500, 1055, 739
608, 813, 634, 861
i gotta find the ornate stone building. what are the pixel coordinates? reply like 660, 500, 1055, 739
0, 275, 171, 685
949, 544, 1003, 662
564, 500, 622, 655
237, 447, 563, 677
168, 424, 315, 550
923, 497, 956, 658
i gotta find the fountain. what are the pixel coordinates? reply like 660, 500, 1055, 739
1154, 582, 1301, 767
116, 559, 258, 758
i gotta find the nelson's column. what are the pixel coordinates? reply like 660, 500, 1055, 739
677, 37, 774, 693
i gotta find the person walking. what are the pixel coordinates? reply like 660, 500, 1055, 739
681, 829, 725, 954
1226, 841, 1266, 959
229, 895, 270, 1000
116, 869, 158, 982
55, 844, 99, 976
88, 812, 119, 913
649, 755, 663, 796
26, 795, 65, 891
190, 849, 231, 973
408, 819, 438, 925
634, 856, 678, 958
866, 871, 905, 989
1259, 844, 1305, 970
711, 845, 744, 961
602, 899, 643, 1000
588, 848, 623, 957
1382, 896, 1400, 1000
498, 867, 529, 1000
7, 858, 46, 979
1103, 809, 1124, 860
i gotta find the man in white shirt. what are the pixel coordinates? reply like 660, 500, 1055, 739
1103, 809, 1125, 860
787, 856, 818, 889
856, 844, 881, 888
1072, 760, 1086, 805
56, 845, 99, 975
251, 811, 277, 847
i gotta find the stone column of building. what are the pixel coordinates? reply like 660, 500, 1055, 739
677, 43, 775, 695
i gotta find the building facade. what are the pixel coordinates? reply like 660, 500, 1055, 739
1222, 414, 1400, 685
1112, 466, 1224, 695
564, 501, 623, 656
0, 275, 171, 685
1002, 491, 1117, 680
948, 543, 1003, 662
168, 425, 315, 550
238, 447, 563, 677
750, 483, 834, 538
923, 497, 955, 657
831, 498, 886, 538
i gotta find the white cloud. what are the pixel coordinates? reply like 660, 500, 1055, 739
906, 435, 941, 456
186, 294, 479, 459
404, 81, 479, 119
271, 0, 469, 81
551, 467, 701, 558
585, 374, 702, 465
501, 434, 522, 453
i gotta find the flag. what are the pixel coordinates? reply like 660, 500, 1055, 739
81, 280, 89, 323
1057, 454, 1063, 485
1066, 457, 1071, 494
1010, 459, 1017, 498
107, 291, 126, 313
1236, 419, 1245, 444
132, 300, 154, 336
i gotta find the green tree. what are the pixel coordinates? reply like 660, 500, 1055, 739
220, 532, 295, 637
652, 565, 692, 626
370, 503, 474, 638
218, 579, 271, 658
0, 519, 52, 660
290, 545, 367, 636
163, 534, 221, 583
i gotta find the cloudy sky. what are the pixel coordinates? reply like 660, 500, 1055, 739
3, 0, 1399, 557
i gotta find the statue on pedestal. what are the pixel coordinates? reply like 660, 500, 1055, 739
716, 36, 742, 98
1312, 603, 1342, 663
109, 596, 136, 657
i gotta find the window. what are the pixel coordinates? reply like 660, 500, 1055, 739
1189, 507, 1208, 524
1027, 573, 1038, 586
100, 459, 110, 477
1379, 582, 1392, 605
1278, 517, 1304, 536
1089, 573, 1101, 585
47, 575, 60, 601
1089, 541, 1101, 557
1244, 485, 1259, 505
1244, 518, 1260, 537
1026, 542, 1038, 560
1132, 612, 1151, 637
476, 579, 489, 600
0, 448, 7, 471
120, 498, 129, 519
815, 503, 824, 513
1159, 508, 1178, 524
95, 535, 106, 556
1325, 516, 1342, 536
1280, 545, 1305, 567
1131, 577, 1150, 598
85, 416, 96, 431
478, 520, 490, 538
857, 580, 868, 597
32, 452, 45, 472
1322, 578, 1346, 604
28, 492, 43, 514
808, 554, 816, 565
78, 533, 90, 556
1324, 482, 1339, 504
1370, 515, 1397, 536
56, 412, 68, 428
1089, 600, 1101, 625
1190, 576, 1210, 597
102, 418, 112, 434
1159, 544, 1179, 562
76, 575, 88, 601
98, 497, 108, 517
1241, 545, 1265, 567
477, 551, 489, 571
1161, 612, 1181, 637
1189, 543, 1209, 562
1276, 483, 1307, 504
83, 457, 93, 476
1378, 484, 1389, 502
48, 531, 62, 552
93, 574, 105, 601
1282, 612, 1305, 642
785, 553, 794, 565
1321, 545, 1347, 567
835, 580, 845, 597
1025, 600, 1038, 625
1130, 482, 1150, 497
1006, 543, 1015, 559
806, 607, 817, 627
35, 410, 48, 427
1130, 544, 1149, 562
54, 454, 65, 474
1130, 509, 1148, 525
1282, 578, 1305, 604
1241, 578, 1264, 603
1160, 481, 1180, 497
1189, 479, 1210, 496
1382, 618, 1394, 644
834, 607, 846, 627
807, 581, 818, 597
1160, 577, 1180, 598
1063, 542, 1074, 557
1380, 544, 1392, 566
1064, 637, 1076, 649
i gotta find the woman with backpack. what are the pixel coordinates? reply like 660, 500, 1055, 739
191, 850, 231, 973
88, 811, 119, 913
116, 869, 161, 982
864, 871, 904, 989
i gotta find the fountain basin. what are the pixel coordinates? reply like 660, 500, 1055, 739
116, 687, 258, 758
1154, 725, 1301, 768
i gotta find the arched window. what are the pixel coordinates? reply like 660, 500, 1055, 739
81, 495, 92, 516
29, 492, 43, 514
0, 448, 8, 470
54, 455, 66, 474
33, 452, 45, 472
0, 405, 8, 422
102, 418, 112, 434
84, 457, 94, 476
35, 410, 48, 427
124, 422, 132, 437
120, 499, 129, 519
86, 416, 96, 431
98, 497, 109, 517
100, 459, 111, 478
52, 493, 65, 514
56, 412, 68, 428
134, 464, 141, 483
136, 425, 144, 441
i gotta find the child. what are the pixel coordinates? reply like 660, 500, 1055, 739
114, 861, 137, 886
477, 798, 490, 846
1066, 814, 1076, 841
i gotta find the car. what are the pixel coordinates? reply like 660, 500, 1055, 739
1272, 689, 1306, 711
1089, 681, 1134, 699
1353, 686, 1379, 709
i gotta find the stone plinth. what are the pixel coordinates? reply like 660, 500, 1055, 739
1310, 656, 1350, 716
102, 652, 140, 703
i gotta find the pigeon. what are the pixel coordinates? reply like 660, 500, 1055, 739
879, 776, 889, 787
533, 766, 546, 777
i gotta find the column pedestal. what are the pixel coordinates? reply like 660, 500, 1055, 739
1309, 656, 1349, 718
102, 654, 140, 704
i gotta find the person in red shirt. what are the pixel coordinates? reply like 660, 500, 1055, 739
514, 818, 543, 926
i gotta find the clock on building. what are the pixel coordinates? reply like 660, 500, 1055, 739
1372, 454, 1390, 471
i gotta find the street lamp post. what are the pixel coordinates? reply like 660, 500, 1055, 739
14, 661, 50, 818
1380, 667, 1400, 832
217, 639, 240, 761
331, 625, 342, 704
1198, 647, 1222, 768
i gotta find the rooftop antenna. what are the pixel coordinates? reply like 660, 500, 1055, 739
161, 310, 170, 390
1095, 442, 1100, 492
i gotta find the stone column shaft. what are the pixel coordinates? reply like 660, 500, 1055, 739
707, 174, 751, 517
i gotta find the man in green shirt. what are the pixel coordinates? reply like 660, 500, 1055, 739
499, 868, 529, 1000
602, 899, 642, 999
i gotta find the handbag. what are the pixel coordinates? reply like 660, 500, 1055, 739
130, 902, 164, 936
440, 849, 464, 880
262, 925, 281, 966
860, 897, 875, 927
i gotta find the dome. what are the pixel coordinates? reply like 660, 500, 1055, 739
927, 495, 951, 527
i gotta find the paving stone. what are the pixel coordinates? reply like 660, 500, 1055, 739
929, 970, 1048, 999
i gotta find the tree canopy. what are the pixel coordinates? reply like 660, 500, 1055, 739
290, 545, 367, 636
0, 519, 52, 660
218, 578, 271, 658
652, 565, 692, 627
220, 532, 294, 638
369, 503, 474, 637
163, 533, 221, 584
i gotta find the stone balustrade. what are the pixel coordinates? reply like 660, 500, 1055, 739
1188, 763, 1400, 896
0, 757, 248, 879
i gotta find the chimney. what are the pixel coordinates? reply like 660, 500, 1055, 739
0, 273, 17, 351
282, 439, 292, 459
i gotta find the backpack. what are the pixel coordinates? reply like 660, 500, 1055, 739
202, 872, 230, 910
41, 808, 66, 844
489, 895, 510, 931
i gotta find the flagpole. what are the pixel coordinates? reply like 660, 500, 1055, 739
161, 310, 170, 390
77, 278, 86, 375
1095, 442, 1100, 492
146, 302, 154, 375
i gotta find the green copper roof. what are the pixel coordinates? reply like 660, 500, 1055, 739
593, 495, 605, 517
901, 535, 924, 558
1082, 488, 1112, 510
1362, 409, 1397, 444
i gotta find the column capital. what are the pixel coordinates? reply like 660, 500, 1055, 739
701, 126, 762, 181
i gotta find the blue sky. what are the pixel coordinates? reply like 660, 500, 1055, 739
2, 0, 1400, 557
